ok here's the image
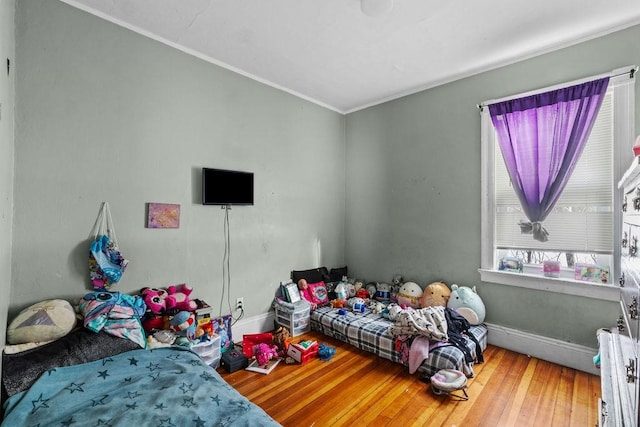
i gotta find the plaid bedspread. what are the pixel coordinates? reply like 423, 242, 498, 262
310, 306, 487, 378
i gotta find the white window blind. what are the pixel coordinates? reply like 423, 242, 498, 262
494, 90, 613, 254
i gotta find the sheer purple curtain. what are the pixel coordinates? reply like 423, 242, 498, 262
488, 77, 609, 242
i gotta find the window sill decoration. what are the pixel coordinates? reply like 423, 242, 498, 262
478, 268, 619, 301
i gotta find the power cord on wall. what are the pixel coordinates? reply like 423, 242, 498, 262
219, 205, 244, 326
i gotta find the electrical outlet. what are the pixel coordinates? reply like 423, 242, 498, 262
236, 297, 244, 311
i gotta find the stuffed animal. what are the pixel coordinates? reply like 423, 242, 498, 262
421, 281, 451, 308
140, 287, 170, 314
368, 300, 385, 314
347, 297, 367, 312
331, 298, 345, 308
272, 325, 290, 355
253, 342, 279, 366
166, 284, 198, 313
170, 311, 197, 340
447, 284, 486, 325
396, 281, 423, 308
391, 275, 403, 302
375, 282, 391, 302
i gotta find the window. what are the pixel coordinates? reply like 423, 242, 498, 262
480, 67, 636, 299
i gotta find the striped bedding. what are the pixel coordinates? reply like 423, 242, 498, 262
310, 306, 487, 378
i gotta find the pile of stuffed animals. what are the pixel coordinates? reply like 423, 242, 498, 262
328, 276, 486, 326
136, 283, 214, 348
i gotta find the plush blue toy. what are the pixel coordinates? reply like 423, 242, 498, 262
169, 310, 196, 340
447, 285, 486, 325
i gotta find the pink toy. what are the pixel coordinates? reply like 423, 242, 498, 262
140, 287, 170, 314
166, 284, 198, 312
253, 342, 279, 366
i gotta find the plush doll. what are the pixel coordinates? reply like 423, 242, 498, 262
447, 284, 486, 325
170, 311, 197, 340
253, 342, 279, 366
331, 298, 345, 308
368, 300, 385, 314
391, 275, 403, 302
421, 281, 451, 308
272, 325, 290, 355
140, 287, 170, 314
375, 282, 391, 302
396, 281, 423, 308
347, 297, 367, 312
166, 284, 198, 312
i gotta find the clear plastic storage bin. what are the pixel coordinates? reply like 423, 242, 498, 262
275, 302, 311, 337
191, 334, 222, 368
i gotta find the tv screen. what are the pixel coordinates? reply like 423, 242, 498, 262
202, 168, 254, 206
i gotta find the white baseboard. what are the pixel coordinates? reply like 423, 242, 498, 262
485, 322, 600, 376
230, 316, 600, 376
232, 312, 276, 341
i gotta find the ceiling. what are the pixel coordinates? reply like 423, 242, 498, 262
60, 0, 640, 114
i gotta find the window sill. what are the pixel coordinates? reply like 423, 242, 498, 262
478, 269, 620, 301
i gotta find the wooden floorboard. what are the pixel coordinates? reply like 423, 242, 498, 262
219, 330, 600, 427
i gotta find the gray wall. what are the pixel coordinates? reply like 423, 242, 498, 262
11, 1, 639, 350
1, 0, 15, 362
345, 24, 640, 347
11, 1, 346, 319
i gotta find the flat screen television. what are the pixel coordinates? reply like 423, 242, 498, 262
202, 168, 254, 206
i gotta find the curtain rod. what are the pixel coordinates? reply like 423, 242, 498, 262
477, 65, 638, 111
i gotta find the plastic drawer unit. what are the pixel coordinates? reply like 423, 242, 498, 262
191, 334, 222, 368
275, 303, 311, 337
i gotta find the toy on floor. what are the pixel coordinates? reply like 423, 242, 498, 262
317, 343, 336, 361
253, 342, 279, 366
430, 369, 469, 401
272, 325, 291, 356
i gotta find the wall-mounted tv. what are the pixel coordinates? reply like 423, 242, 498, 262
202, 168, 254, 206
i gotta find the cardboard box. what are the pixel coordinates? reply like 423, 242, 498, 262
287, 340, 318, 364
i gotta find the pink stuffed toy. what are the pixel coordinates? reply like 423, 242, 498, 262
252, 343, 279, 366
140, 287, 170, 314
166, 284, 198, 312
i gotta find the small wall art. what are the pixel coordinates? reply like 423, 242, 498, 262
147, 203, 180, 229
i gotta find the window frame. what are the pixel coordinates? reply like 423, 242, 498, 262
479, 66, 636, 301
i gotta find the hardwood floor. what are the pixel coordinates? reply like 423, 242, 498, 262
219, 330, 601, 427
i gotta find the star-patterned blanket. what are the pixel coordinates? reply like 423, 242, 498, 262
1, 347, 281, 427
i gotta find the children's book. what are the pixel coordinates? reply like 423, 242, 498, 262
245, 358, 281, 375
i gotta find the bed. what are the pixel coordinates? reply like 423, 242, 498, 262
289, 267, 487, 379
310, 305, 487, 379
1, 328, 280, 426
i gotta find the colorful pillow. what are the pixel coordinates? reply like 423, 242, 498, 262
308, 281, 329, 306
7, 299, 77, 344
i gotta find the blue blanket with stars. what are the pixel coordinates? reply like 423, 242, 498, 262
1, 347, 280, 426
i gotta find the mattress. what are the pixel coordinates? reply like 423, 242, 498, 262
310, 305, 487, 378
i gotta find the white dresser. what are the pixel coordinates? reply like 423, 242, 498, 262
600, 157, 640, 426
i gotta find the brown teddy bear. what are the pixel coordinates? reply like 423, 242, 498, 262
272, 325, 291, 356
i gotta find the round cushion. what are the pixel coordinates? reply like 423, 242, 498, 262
430, 369, 467, 392
7, 299, 77, 344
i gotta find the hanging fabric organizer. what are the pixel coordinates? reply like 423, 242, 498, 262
88, 202, 129, 290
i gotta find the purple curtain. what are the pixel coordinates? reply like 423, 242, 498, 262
488, 77, 609, 242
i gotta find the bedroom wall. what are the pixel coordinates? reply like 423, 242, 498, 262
0, 0, 15, 359
345, 24, 640, 348
11, 1, 346, 321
